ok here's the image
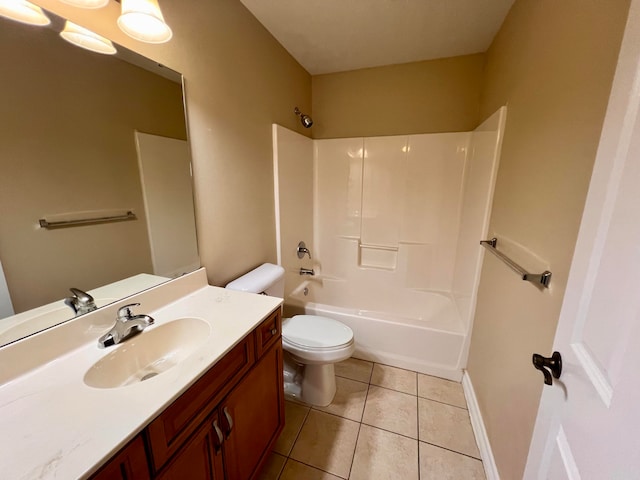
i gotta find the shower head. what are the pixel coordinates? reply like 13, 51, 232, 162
294, 107, 313, 128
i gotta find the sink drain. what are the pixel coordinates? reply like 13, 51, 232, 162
140, 372, 159, 382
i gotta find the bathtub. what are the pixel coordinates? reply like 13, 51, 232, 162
284, 280, 466, 381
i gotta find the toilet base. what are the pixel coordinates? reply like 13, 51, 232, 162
301, 363, 337, 407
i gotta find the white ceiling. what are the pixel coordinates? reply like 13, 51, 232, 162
239, 0, 516, 75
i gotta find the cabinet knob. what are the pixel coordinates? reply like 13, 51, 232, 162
212, 419, 224, 454
270, 328, 278, 336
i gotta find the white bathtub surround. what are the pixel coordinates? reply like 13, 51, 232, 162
0, 268, 282, 479
274, 107, 506, 380
272, 125, 315, 297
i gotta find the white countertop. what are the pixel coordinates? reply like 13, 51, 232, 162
0, 272, 282, 480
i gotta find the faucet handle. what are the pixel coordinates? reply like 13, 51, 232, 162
117, 303, 141, 320
69, 287, 94, 304
297, 241, 312, 259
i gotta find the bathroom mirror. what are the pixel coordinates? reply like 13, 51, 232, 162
0, 9, 199, 347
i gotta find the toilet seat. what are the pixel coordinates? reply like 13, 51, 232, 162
282, 315, 355, 365
283, 315, 353, 348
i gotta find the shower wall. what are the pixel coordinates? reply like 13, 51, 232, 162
315, 133, 470, 300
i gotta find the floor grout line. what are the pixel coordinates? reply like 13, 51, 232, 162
285, 458, 348, 479
334, 373, 370, 384
367, 383, 417, 397
418, 395, 469, 410
359, 421, 419, 442
347, 421, 363, 479
419, 440, 484, 461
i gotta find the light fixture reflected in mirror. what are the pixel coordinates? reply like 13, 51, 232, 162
59, 0, 108, 8
0, 0, 50, 26
60, 20, 117, 55
117, 0, 172, 44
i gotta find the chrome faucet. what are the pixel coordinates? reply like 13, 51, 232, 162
64, 288, 97, 316
299, 268, 315, 276
98, 303, 154, 348
297, 241, 312, 259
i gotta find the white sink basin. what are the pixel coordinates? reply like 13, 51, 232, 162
84, 318, 210, 388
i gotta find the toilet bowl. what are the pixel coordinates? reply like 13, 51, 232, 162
225, 263, 355, 407
282, 315, 355, 406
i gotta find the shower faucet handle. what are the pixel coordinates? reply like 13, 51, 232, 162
297, 241, 312, 259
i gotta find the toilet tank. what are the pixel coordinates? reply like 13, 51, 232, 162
225, 263, 285, 297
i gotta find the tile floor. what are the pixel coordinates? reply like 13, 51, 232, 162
258, 358, 486, 480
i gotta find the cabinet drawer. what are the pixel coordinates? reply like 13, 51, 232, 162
146, 335, 255, 471
255, 309, 281, 359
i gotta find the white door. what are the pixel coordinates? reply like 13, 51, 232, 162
524, 2, 640, 478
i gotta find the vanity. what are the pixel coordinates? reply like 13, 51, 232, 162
0, 269, 284, 479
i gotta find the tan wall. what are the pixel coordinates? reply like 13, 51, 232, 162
467, 1, 630, 477
311, 54, 485, 138
0, 19, 186, 312
32, 0, 312, 287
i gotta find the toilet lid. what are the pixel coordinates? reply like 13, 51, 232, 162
283, 315, 354, 349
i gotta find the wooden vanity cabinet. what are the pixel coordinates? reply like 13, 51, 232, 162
90, 434, 150, 480
92, 308, 283, 480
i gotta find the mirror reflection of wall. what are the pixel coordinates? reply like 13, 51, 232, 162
0, 13, 198, 333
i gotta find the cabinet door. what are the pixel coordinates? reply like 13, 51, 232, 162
147, 335, 255, 471
220, 343, 284, 480
156, 413, 225, 480
90, 435, 150, 480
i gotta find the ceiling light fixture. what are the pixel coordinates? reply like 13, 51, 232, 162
0, 0, 50, 26
59, 0, 108, 8
117, 0, 172, 44
60, 20, 117, 55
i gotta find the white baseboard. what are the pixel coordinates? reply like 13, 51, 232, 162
462, 370, 500, 480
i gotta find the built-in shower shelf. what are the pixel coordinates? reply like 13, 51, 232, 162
480, 237, 552, 288
359, 243, 398, 270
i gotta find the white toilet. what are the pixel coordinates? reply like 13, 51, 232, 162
226, 263, 354, 406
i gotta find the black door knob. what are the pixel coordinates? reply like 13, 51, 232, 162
532, 351, 562, 385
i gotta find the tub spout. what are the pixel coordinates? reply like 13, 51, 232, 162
299, 268, 315, 276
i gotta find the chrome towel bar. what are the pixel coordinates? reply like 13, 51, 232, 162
480, 237, 552, 288
39, 211, 136, 229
